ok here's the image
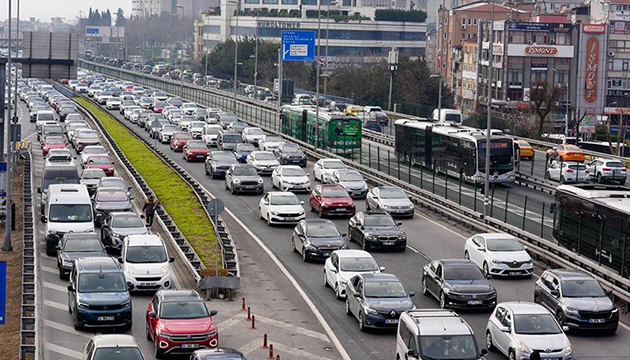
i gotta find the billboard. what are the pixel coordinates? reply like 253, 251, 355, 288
576, 24, 607, 118
22, 32, 78, 79
507, 44, 574, 58
508, 22, 573, 33
85, 26, 125, 43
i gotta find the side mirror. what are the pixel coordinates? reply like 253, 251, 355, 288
127, 283, 135, 291
550, 289, 560, 297
40, 215, 47, 223
523, 245, 528, 251
500, 326, 510, 333
409, 291, 416, 297
478, 247, 485, 252
379, 266, 386, 272
486, 274, 492, 280
606, 289, 613, 296
300, 200, 305, 205
169, 257, 175, 263
562, 325, 569, 332
352, 292, 361, 298
37, 187, 42, 194
397, 222, 403, 226
210, 310, 218, 316
56, 245, 62, 250
67, 284, 75, 292
341, 233, 347, 237
330, 268, 337, 274
148, 311, 156, 318
128, 186, 132, 191
407, 349, 419, 359
117, 257, 123, 263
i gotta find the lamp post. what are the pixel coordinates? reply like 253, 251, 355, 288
253, 9, 259, 99
3, 0, 14, 251
232, 0, 240, 111
388, 48, 398, 111
483, 2, 495, 220
315, 0, 323, 146
437, 0, 446, 119
176, 5, 184, 96
322, 0, 338, 103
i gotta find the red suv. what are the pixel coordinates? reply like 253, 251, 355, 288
170, 132, 193, 152
153, 101, 167, 113
309, 184, 356, 217
85, 155, 115, 176
146, 289, 219, 359
41, 136, 67, 156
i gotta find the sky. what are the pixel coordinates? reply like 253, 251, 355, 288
0, 0, 132, 23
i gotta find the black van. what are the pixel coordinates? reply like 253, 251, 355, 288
38, 165, 80, 215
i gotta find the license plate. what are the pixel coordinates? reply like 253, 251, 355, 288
245, 186, 256, 189
322, 253, 330, 257
281, 217, 294, 221
385, 319, 398, 324
141, 282, 156, 287
196, 155, 204, 158
385, 241, 395, 245
468, 300, 483, 305
180, 344, 199, 349
589, 318, 605, 323
335, 208, 345, 212
508, 272, 520, 276
97, 316, 114, 321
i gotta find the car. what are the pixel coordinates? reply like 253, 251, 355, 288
167, 109, 183, 123
190, 348, 247, 360
92, 187, 134, 226
96, 91, 113, 104
241, 127, 264, 145
534, 269, 619, 333
258, 134, 284, 151
105, 96, 122, 110
547, 144, 585, 163
194, 108, 209, 121
329, 169, 368, 198
152, 92, 168, 101
291, 219, 346, 261
80, 146, 108, 166
73, 129, 101, 152
146, 290, 218, 358
159, 124, 179, 143
227, 121, 248, 133
124, 105, 142, 120
217, 112, 238, 129
29, 104, 48, 122
313, 158, 347, 183
271, 165, 311, 192
41, 136, 67, 156
45, 148, 74, 165
348, 211, 407, 251
179, 115, 197, 131
202, 124, 223, 147
121, 234, 174, 291
258, 191, 305, 225
75, 83, 89, 93
85, 155, 115, 177
514, 139, 534, 160
167, 97, 184, 107
273, 142, 307, 167
545, 161, 590, 183
57, 105, 77, 121
82, 334, 146, 360
183, 140, 210, 162
323, 249, 384, 299
162, 105, 178, 118
486, 302, 572, 360
149, 119, 171, 139
41, 123, 65, 143
152, 101, 167, 113
246, 151, 280, 175
421, 259, 497, 309
170, 132, 193, 152
233, 143, 256, 163
464, 233, 534, 278
586, 158, 628, 184
66, 122, 90, 143
56, 232, 107, 279
100, 212, 148, 252
225, 164, 264, 195
189, 121, 206, 139
365, 186, 414, 217
309, 184, 356, 217
67, 257, 132, 330
207, 108, 222, 123
97, 177, 132, 198
181, 102, 198, 115
120, 100, 137, 115
205, 151, 239, 178
138, 96, 155, 109
345, 273, 415, 331
80, 168, 107, 195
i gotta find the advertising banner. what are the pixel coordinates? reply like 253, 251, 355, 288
576, 24, 607, 118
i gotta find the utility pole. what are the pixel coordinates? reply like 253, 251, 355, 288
3, 0, 14, 252
315, 0, 322, 147
388, 48, 398, 111
253, 9, 259, 100
483, 4, 495, 220
233, 0, 240, 111
277, 48, 282, 108
437, 0, 445, 118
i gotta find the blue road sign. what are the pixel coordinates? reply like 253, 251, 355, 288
0, 261, 6, 325
281, 30, 316, 61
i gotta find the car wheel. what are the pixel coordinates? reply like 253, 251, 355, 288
318, 205, 324, 218
509, 350, 516, 360
556, 310, 566, 328
154, 337, 164, 359
345, 298, 352, 316
122, 321, 132, 332
73, 311, 81, 330
439, 292, 446, 309
267, 213, 272, 226
292, 239, 297, 253
309, 200, 315, 212
464, 250, 470, 260
348, 228, 354, 242
597, 173, 603, 183
58, 266, 65, 280
361, 237, 369, 251
483, 262, 490, 278
323, 271, 330, 288
359, 311, 366, 332
421, 277, 429, 296
545, 172, 551, 180
335, 283, 343, 300
534, 294, 540, 304
205, 166, 209, 175
145, 319, 152, 341
302, 247, 308, 262
486, 331, 496, 352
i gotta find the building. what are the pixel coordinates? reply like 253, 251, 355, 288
132, 0, 221, 18
460, 37, 477, 113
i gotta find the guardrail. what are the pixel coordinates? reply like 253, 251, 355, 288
21, 150, 37, 360
82, 61, 630, 305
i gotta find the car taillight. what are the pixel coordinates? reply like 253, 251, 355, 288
565, 169, 574, 173
603, 168, 611, 171
585, 170, 589, 174
623, 169, 627, 172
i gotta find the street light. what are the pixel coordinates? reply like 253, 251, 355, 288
388, 48, 398, 111
176, 5, 185, 96
228, 0, 241, 111
3, 0, 14, 251
315, 0, 324, 147
253, 8, 259, 100
483, 1, 495, 220
322, 0, 338, 103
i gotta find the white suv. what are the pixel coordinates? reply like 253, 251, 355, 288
120, 234, 174, 291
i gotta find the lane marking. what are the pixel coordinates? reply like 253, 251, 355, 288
43, 299, 67, 312
256, 315, 330, 342
238, 339, 262, 356
273, 342, 335, 360
215, 313, 245, 332
43, 319, 92, 339
41, 265, 58, 275
43, 281, 69, 293
45, 343, 83, 359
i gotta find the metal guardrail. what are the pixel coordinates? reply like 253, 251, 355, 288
21, 150, 37, 360
83, 61, 630, 304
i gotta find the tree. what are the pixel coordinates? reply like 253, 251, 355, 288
529, 81, 562, 138
374, 9, 427, 22
115, 8, 127, 26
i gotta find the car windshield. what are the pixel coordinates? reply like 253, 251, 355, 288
159, 301, 209, 319
486, 238, 522, 251
126, 245, 167, 263
561, 279, 606, 297
567, 164, 587, 171
420, 335, 479, 359
97, 190, 128, 202
514, 314, 562, 335
38, 113, 55, 121
322, 187, 349, 198
283, 168, 306, 176
187, 141, 207, 149
323, 160, 345, 169
254, 153, 276, 160
340, 172, 363, 181
191, 122, 206, 128
364, 281, 407, 298
79, 131, 99, 139
84, 147, 106, 155
220, 114, 238, 122
163, 125, 178, 131
100, 179, 126, 189
265, 136, 283, 143
155, 92, 166, 97
108, 97, 121, 102
224, 135, 242, 143
340, 257, 378, 272
112, 215, 144, 228
49, 204, 92, 222
379, 188, 407, 199
236, 144, 256, 152
89, 157, 110, 165
246, 128, 264, 135
270, 194, 299, 205
82, 170, 106, 179
306, 224, 340, 237
206, 127, 221, 135
64, 238, 103, 252
155, 102, 166, 107
93, 348, 144, 360
444, 265, 485, 280
46, 138, 65, 144
566, 145, 581, 151
174, 134, 193, 140
364, 215, 396, 227
79, 273, 127, 293
283, 144, 300, 152
215, 154, 237, 162
233, 167, 258, 176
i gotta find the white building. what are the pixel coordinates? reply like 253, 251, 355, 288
133, 0, 221, 18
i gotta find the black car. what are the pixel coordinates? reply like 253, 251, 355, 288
534, 269, 619, 333
217, 112, 238, 129
56, 233, 107, 279
274, 143, 307, 167
421, 259, 497, 309
92, 187, 133, 226
348, 211, 407, 251
292, 219, 347, 262
234, 143, 256, 163
205, 151, 239, 179
100, 212, 148, 252
191, 348, 248, 360
57, 105, 76, 121
167, 97, 184, 107
225, 164, 264, 194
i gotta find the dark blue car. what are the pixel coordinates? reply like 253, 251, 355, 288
274, 143, 307, 167
234, 143, 256, 163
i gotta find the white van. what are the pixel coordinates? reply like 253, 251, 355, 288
431, 108, 462, 125
202, 124, 223, 147
42, 184, 94, 256
120, 234, 174, 291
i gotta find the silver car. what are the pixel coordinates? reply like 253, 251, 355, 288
329, 169, 368, 199
586, 158, 627, 184
247, 151, 280, 175
225, 164, 264, 195
366, 186, 414, 217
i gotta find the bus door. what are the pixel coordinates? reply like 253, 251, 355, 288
599, 211, 625, 274
513, 142, 521, 169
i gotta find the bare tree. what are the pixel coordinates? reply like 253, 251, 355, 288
529, 81, 562, 138
607, 113, 630, 156
573, 110, 587, 141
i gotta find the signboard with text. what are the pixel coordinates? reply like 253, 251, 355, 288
508, 22, 573, 33
281, 30, 316, 61
576, 24, 607, 118
507, 44, 574, 58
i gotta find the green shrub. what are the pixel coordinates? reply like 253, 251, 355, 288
374, 9, 427, 23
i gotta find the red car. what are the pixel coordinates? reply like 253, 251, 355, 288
153, 101, 167, 113
183, 140, 209, 162
85, 155, 115, 176
146, 290, 218, 358
41, 136, 67, 156
170, 132, 193, 152
309, 184, 356, 217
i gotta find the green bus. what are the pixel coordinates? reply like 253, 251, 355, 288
280, 105, 362, 156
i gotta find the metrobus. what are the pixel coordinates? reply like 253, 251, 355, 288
281, 105, 362, 157
394, 119, 516, 183
551, 184, 630, 278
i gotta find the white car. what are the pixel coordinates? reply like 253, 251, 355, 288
96, 91, 113, 104
152, 91, 168, 101
120, 234, 173, 291
271, 165, 311, 192
124, 105, 141, 120
202, 124, 223, 147
105, 96, 122, 110
162, 105, 178, 118
486, 302, 572, 360
586, 158, 628, 184
323, 249, 384, 299
258, 134, 285, 151
159, 124, 179, 143
179, 115, 196, 131
75, 83, 88, 93
258, 191, 306, 225
242, 127, 265, 145
189, 121, 206, 139
313, 158, 347, 184
247, 151, 280, 175
181, 102, 198, 115
329, 169, 368, 198
80, 146, 108, 166
207, 108, 222, 123
464, 233, 533, 277
545, 161, 590, 183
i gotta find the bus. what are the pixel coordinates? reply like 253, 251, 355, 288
394, 119, 516, 183
551, 184, 630, 278
281, 105, 362, 157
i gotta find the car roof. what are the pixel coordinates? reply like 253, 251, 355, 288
333, 249, 374, 259
126, 234, 163, 246
362, 211, 391, 216
476, 233, 517, 240
159, 289, 201, 301
77, 257, 121, 272
437, 259, 475, 266
376, 186, 402, 191
403, 310, 473, 336
361, 273, 399, 282
303, 219, 334, 225
500, 302, 549, 314
547, 269, 596, 281
193, 347, 245, 359
110, 212, 140, 218
92, 334, 140, 348
320, 184, 346, 189
279, 165, 302, 170
96, 186, 126, 193
63, 232, 100, 241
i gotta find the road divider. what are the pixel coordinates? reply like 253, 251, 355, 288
21, 150, 37, 360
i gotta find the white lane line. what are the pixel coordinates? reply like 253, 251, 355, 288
43, 281, 69, 293
43, 319, 92, 339
255, 315, 330, 343
41, 265, 58, 275
43, 299, 67, 312
215, 313, 244, 332
238, 339, 262, 356
45, 343, 83, 359
273, 342, 334, 360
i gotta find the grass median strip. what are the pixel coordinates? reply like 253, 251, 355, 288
76, 98, 219, 268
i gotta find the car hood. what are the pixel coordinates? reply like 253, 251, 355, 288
365, 297, 414, 312
95, 201, 132, 211
214, 161, 237, 167
445, 280, 494, 293
63, 250, 107, 261
283, 175, 309, 183
81, 179, 101, 186
125, 261, 168, 275
282, 151, 305, 157
205, 134, 219, 139
517, 333, 568, 351
87, 164, 111, 170
364, 226, 403, 235
161, 129, 176, 135
110, 226, 148, 236
340, 180, 367, 189
563, 296, 614, 311
339, 270, 380, 282
488, 250, 531, 262
190, 127, 204, 132
253, 159, 280, 166
174, 138, 192, 144
322, 197, 354, 205
381, 198, 413, 207
159, 318, 215, 334
309, 237, 345, 247
235, 175, 261, 182
264, 142, 283, 148
245, 134, 264, 140
187, 149, 208, 154
47, 222, 93, 233
78, 291, 130, 305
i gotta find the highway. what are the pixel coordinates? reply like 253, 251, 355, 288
79, 91, 630, 360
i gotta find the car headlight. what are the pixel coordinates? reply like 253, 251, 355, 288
612, 308, 619, 314
518, 341, 531, 355
121, 299, 131, 307
77, 301, 90, 308
362, 183, 368, 190
366, 235, 376, 240
298, 209, 305, 215
257, 178, 264, 184
62, 260, 72, 267
491, 259, 503, 264
204, 329, 217, 337
565, 342, 572, 354
398, 234, 407, 239
364, 307, 378, 315
565, 307, 579, 316
340, 243, 347, 249
270, 211, 280, 216
126, 266, 135, 274
234, 179, 241, 184
161, 265, 169, 274
381, 204, 390, 209
157, 330, 174, 338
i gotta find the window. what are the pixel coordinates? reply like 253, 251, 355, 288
554, 58, 570, 65
554, 33, 571, 45
553, 70, 569, 85
624, 60, 629, 71
262, 0, 278, 3
509, 57, 524, 63
473, 18, 478, 26
462, 17, 466, 26
468, 18, 472, 25
443, 32, 447, 39
531, 57, 548, 66
533, 32, 547, 44
509, 31, 525, 44
531, 70, 547, 83
508, 69, 523, 83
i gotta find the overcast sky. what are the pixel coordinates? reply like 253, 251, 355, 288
0, 1, 132, 23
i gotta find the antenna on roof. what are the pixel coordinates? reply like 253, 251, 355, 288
515, 288, 521, 303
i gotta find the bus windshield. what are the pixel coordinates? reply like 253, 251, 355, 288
478, 139, 513, 171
